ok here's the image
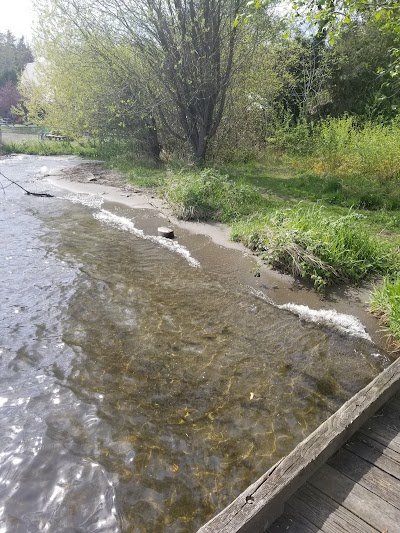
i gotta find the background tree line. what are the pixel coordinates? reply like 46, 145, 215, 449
0, 31, 33, 120
19, 0, 400, 162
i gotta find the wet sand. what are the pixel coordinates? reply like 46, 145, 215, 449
46, 162, 245, 251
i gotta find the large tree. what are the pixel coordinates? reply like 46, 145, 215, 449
34, 0, 245, 162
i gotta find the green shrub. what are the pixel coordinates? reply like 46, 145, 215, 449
306, 116, 400, 209
313, 116, 355, 172
161, 168, 265, 222
268, 116, 315, 154
371, 275, 400, 347
232, 205, 399, 290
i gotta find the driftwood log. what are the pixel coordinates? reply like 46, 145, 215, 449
0, 171, 54, 198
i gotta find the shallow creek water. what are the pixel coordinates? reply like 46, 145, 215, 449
0, 155, 391, 532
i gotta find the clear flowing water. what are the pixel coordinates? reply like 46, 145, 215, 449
0, 155, 389, 532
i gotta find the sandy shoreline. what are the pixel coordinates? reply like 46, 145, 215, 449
41, 160, 389, 350
46, 162, 246, 252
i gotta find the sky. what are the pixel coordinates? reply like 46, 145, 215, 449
0, 0, 37, 41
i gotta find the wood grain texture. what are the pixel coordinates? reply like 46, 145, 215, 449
372, 404, 400, 430
266, 511, 316, 533
389, 396, 400, 411
359, 418, 400, 454
277, 506, 321, 533
288, 483, 376, 533
352, 430, 400, 466
309, 464, 400, 531
198, 357, 400, 533
344, 436, 400, 480
328, 449, 400, 510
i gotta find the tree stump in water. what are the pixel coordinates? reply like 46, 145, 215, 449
158, 227, 174, 239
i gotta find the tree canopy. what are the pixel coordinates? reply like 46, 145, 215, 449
20, 0, 400, 162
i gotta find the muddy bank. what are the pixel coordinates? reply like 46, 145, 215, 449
43, 160, 389, 350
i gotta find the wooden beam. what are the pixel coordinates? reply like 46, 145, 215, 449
198, 357, 400, 533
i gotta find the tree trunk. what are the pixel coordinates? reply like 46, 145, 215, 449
146, 115, 162, 162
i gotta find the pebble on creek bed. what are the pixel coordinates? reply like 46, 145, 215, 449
158, 227, 174, 239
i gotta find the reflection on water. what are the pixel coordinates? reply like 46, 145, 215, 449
0, 156, 388, 532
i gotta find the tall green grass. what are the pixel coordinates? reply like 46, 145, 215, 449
161, 168, 266, 222
268, 116, 400, 210
315, 117, 400, 208
2, 140, 99, 158
231, 205, 399, 290
371, 275, 400, 349
314, 117, 400, 180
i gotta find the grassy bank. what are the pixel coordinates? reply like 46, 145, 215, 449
231, 207, 398, 290
1, 139, 99, 157
161, 168, 267, 222
161, 160, 400, 347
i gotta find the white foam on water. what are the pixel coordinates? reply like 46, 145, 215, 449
39, 165, 49, 175
0, 397, 8, 408
248, 287, 372, 341
279, 303, 372, 341
94, 209, 200, 268
62, 193, 105, 209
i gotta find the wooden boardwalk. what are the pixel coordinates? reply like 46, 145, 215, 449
199, 357, 400, 533
268, 391, 400, 532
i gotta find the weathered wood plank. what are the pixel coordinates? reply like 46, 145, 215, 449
276, 506, 321, 533
328, 449, 400, 510
383, 396, 400, 413
198, 357, 400, 533
389, 395, 400, 412
351, 431, 400, 467
371, 407, 400, 432
344, 436, 400, 480
288, 483, 376, 533
359, 418, 400, 454
309, 464, 400, 531
266, 511, 316, 533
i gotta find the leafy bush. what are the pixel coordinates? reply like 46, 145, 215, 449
161, 168, 265, 222
313, 116, 355, 172
307, 116, 400, 209
268, 116, 315, 154
231, 205, 399, 290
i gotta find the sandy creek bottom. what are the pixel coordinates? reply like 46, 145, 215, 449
0, 154, 392, 532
